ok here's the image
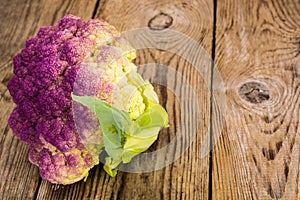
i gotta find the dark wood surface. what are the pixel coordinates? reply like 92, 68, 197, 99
0, 0, 299, 199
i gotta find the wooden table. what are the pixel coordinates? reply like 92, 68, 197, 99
0, 0, 299, 199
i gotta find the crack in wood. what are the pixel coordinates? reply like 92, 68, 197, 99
92, 0, 100, 19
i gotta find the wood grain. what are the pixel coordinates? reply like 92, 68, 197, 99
35, 0, 214, 199
213, 0, 300, 199
100, 0, 213, 199
2, 0, 299, 199
0, 0, 97, 199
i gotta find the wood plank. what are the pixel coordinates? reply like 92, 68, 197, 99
0, 0, 97, 199
213, 0, 300, 199
92, 0, 212, 199
0, 0, 97, 67
36, 0, 214, 199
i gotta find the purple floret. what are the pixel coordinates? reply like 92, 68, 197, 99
52, 153, 66, 166
37, 44, 59, 59
66, 154, 79, 167
33, 59, 66, 89
8, 107, 40, 148
13, 54, 26, 77
62, 65, 80, 93
61, 37, 94, 65
19, 124, 39, 147
58, 15, 84, 34
38, 148, 52, 167
37, 87, 70, 117
18, 100, 40, 122
36, 26, 57, 40
51, 30, 74, 45
22, 75, 39, 97
20, 47, 37, 63
8, 108, 24, 137
36, 118, 77, 152
7, 77, 26, 104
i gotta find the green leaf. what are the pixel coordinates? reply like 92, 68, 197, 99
135, 104, 169, 129
122, 103, 168, 162
72, 93, 130, 160
72, 94, 131, 132
123, 134, 158, 154
72, 86, 169, 177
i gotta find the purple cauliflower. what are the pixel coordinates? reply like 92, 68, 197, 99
8, 14, 168, 184
7, 15, 122, 184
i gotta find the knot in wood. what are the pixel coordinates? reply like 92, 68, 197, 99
148, 12, 173, 31
238, 81, 270, 104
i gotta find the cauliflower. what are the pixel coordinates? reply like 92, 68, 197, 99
7, 14, 168, 184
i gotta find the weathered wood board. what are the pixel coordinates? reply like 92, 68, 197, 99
213, 0, 300, 199
0, 0, 98, 199
0, 0, 299, 199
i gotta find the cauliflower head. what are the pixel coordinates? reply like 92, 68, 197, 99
7, 14, 168, 185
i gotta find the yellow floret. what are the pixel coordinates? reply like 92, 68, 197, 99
127, 90, 145, 119
112, 85, 145, 119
